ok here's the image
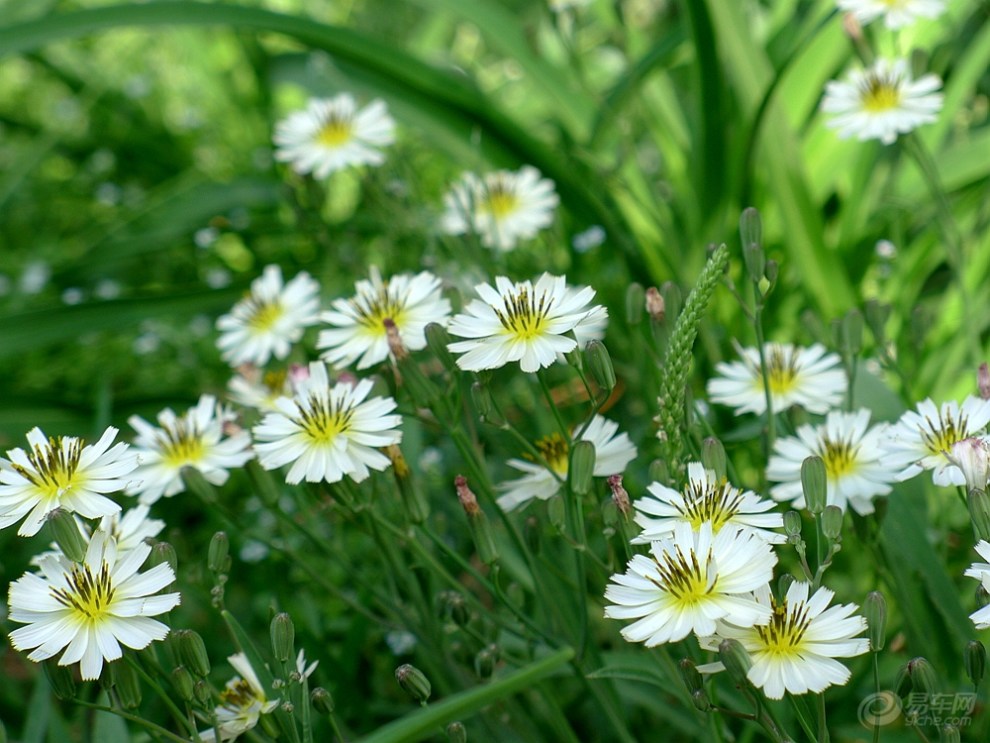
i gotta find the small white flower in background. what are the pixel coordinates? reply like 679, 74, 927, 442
0, 427, 136, 537
199, 653, 278, 742
440, 166, 559, 252
447, 273, 606, 373
837, 0, 945, 29
497, 415, 637, 511
946, 438, 990, 493
633, 462, 785, 544
7, 530, 180, 681
965, 541, 990, 629
572, 225, 606, 253
216, 265, 321, 367
707, 343, 846, 416
880, 396, 990, 487
767, 409, 894, 515
318, 267, 451, 370
296, 649, 319, 680
127, 395, 255, 504
228, 365, 301, 413
822, 58, 943, 145
698, 582, 869, 699
604, 522, 776, 646
253, 361, 402, 484
273, 93, 395, 178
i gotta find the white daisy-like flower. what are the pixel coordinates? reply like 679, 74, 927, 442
440, 166, 559, 251
699, 582, 869, 700
295, 648, 319, 680
837, 0, 945, 29
253, 361, 402, 484
228, 365, 307, 413
707, 343, 846, 416
604, 522, 776, 646
822, 58, 943, 145
7, 530, 180, 681
880, 396, 990, 487
199, 653, 279, 742
273, 94, 395, 178
767, 409, 894, 515
317, 267, 451, 370
216, 265, 321, 367
447, 273, 606, 373
32, 504, 166, 566
0, 427, 136, 537
497, 415, 637, 511
965, 541, 990, 629
127, 395, 255, 505
946, 437, 990, 494
633, 462, 785, 544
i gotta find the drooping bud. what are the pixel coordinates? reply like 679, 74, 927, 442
965, 640, 986, 687
783, 510, 803, 537
864, 592, 887, 652
455, 475, 498, 565
148, 541, 178, 576
569, 440, 596, 496
426, 323, 457, 372
801, 456, 828, 515
271, 612, 296, 664
907, 657, 938, 695
110, 660, 143, 709
172, 666, 195, 702
43, 659, 76, 700
474, 644, 499, 679
585, 340, 616, 394
177, 630, 211, 678
701, 438, 727, 481
678, 658, 704, 697
645, 287, 665, 324
607, 474, 631, 519
46, 509, 87, 563
311, 687, 336, 715
395, 664, 432, 705
739, 207, 765, 282
821, 505, 843, 539
980, 363, 990, 400
208, 531, 230, 574
446, 721, 468, 743
626, 283, 645, 326
719, 639, 752, 688
470, 382, 501, 425
193, 680, 211, 706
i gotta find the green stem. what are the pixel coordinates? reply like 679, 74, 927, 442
126, 655, 196, 738
537, 369, 571, 442
70, 700, 191, 743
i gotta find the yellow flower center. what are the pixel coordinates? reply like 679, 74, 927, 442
495, 288, 554, 341
480, 180, 520, 219
158, 420, 207, 469
920, 409, 969, 457
220, 678, 265, 712
316, 117, 354, 148
52, 562, 115, 622
822, 437, 858, 480
860, 74, 902, 113
755, 597, 813, 656
296, 394, 354, 444
534, 434, 569, 476
13, 436, 84, 502
680, 477, 745, 531
754, 346, 799, 397
246, 299, 284, 332
352, 285, 407, 338
652, 545, 715, 607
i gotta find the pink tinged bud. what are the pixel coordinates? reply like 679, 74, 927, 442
842, 12, 863, 41
608, 474, 631, 517
948, 438, 990, 494
645, 287, 665, 323
455, 475, 480, 516
288, 363, 311, 387
979, 363, 990, 400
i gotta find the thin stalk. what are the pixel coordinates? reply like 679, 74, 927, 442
70, 700, 190, 743
126, 655, 196, 738
537, 369, 571, 442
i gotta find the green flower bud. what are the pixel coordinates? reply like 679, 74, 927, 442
426, 322, 457, 372
311, 687, 336, 715
446, 721, 468, 743
569, 440, 596, 496
864, 299, 891, 344
437, 591, 469, 627
474, 644, 499, 679
864, 592, 887, 652
208, 531, 230, 574
43, 658, 76, 700
842, 309, 864, 357
965, 640, 986, 686
701, 438, 727, 481
821, 505, 843, 539
395, 664, 432, 704
764, 259, 779, 287
193, 680, 211, 706
969, 490, 990, 542
148, 541, 178, 576
46, 509, 87, 563
777, 573, 795, 596
389, 445, 429, 524
719, 639, 752, 688
111, 660, 142, 709
691, 689, 712, 712
894, 664, 912, 699
783, 510, 803, 537
739, 207, 763, 279
547, 494, 567, 532
177, 630, 211, 678
678, 658, 704, 697
801, 456, 828, 515
455, 476, 498, 565
271, 612, 296, 664
907, 657, 938, 695
172, 666, 195, 702
625, 283, 645, 326
586, 340, 616, 394
470, 382, 500, 425
648, 459, 670, 486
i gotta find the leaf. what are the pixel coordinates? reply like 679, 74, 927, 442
92, 692, 131, 743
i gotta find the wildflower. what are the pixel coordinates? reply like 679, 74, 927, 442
837, 0, 945, 29
497, 416, 637, 511
447, 273, 606, 373
318, 267, 450, 370
273, 94, 395, 178
699, 582, 869, 699
767, 409, 894, 515
228, 365, 306, 413
946, 437, 990, 493
296, 649, 319, 680
880, 397, 990, 486
633, 462, 785, 544
0, 427, 136, 537
253, 361, 402, 484
965, 541, 990, 629
7, 530, 180, 681
200, 653, 278, 742
707, 343, 846, 416
604, 522, 776, 645
216, 265, 321, 367
127, 395, 255, 505
822, 58, 943, 145
440, 166, 558, 251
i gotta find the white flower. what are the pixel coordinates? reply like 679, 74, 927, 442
447, 274, 606, 373
7, 530, 180, 681
0, 427, 136, 537
200, 653, 278, 742
296, 648, 319, 680
767, 409, 894, 515
273, 94, 395, 178
880, 396, 990, 487
707, 343, 846, 416
127, 395, 255, 505
822, 58, 943, 145
228, 365, 308, 413
440, 166, 558, 251
216, 265, 321, 367
633, 462, 785, 544
837, 0, 945, 29
604, 522, 777, 645
699, 582, 869, 699
965, 541, 990, 629
946, 437, 990, 494
497, 415, 637, 511
31, 504, 165, 568
317, 267, 451, 370
253, 362, 402, 484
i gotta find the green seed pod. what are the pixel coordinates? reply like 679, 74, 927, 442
783, 510, 803, 537
739, 207, 763, 281
700, 438, 727, 481
547, 494, 567, 532
801, 456, 828, 515
569, 440, 596, 496
43, 659, 76, 700
426, 322, 457, 372
864, 592, 887, 652
968, 490, 990, 542
111, 660, 143, 709
178, 630, 211, 678
777, 573, 795, 596
395, 664, 432, 704
625, 283, 645, 326
585, 340, 616, 394
678, 658, 704, 697
208, 532, 230, 574
691, 689, 712, 712
648, 459, 670, 486
842, 308, 864, 357
821, 505, 843, 539
172, 666, 195, 702
864, 299, 892, 344
148, 541, 178, 576
311, 687, 336, 715
907, 657, 938, 695
46, 508, 87, 563
470, 382, 499, 425
446, 721, 468, 743
719, 639, 752, 688
271, 612, 296, 664
474, 644, 500, 679
193, 679, 211, 706
965, 640, 986, 686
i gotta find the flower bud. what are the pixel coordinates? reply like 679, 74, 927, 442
940, 724, 960, 743
426, 323, 457, 372
841, 309, 863, 357
446, 721, 468, 743
111, 660, 143, 709
208, 531, 230, 574
389, 445, 429, 523
455, 476, 498, 565
907, 657, 938, 695
607, 474, 631, 519
969, 490, 990, 542
678, 658, 704, 697
777, 573, 795, 596
146, 542, 178, 579
965, 640, 986, 686
470, 382, 501, 425
739, 207, 763, 281
626, 283, 645, 326
194, 679, 211, 706
547, 495, 567, 531
645, 287, 665, 324
691, 689, 711, 712
395, 664, 432, 704
474, 644, 499, 679
763, 260, 778, 287
43, 658, 76, 700
821, 505, 843, 539
437, 591, 470, 627
783, 510, 803, 537
801, 456, 828, 515
864, 299, 892, 344
980, 363, 990, 400
177, 630, 211, 678
311, 687, 336, 715
660, 282, 681, 328
863, 591, 886, 652
648, 459, 669, 486
894, 663, 912, 698
719, 639, 752, 688
46, 509, 87, 563
271, 612, 296, 664
701, 439, 727, 481
172, 666, 195, 702
569, 440, 596, 496
586, 340, 616, 394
